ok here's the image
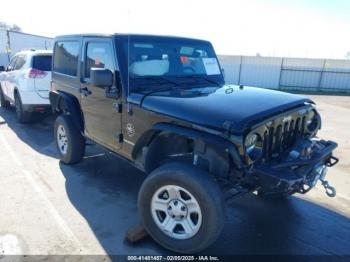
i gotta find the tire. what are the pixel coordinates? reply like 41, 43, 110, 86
15, 92, 31, 123
54, 114, 85, 164
0, 85, 10, 108
138, 162, 225, 254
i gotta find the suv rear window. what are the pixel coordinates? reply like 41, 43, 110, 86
53, 41, 79, 76
33, 55, 52, 71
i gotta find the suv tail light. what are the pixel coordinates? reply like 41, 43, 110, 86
28, 68, 47, 78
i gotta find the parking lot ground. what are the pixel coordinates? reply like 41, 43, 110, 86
0, 95, 349, 257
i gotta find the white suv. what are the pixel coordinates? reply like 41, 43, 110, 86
0, 49, 52, 123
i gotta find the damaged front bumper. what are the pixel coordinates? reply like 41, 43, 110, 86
253, 139, 338, 197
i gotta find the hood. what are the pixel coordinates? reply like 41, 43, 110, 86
130, 85, 313, 134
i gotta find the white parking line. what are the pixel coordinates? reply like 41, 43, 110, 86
0, 234, 23, 255
0, 133, 84, 252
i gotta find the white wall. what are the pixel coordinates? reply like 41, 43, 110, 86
8, 31, 53, 53
0, 30, 9, 66
218, 55, 350, 93
0, 30, 53, 66
240, 56, 282, 89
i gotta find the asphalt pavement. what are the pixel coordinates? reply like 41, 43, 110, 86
0, 95, 349, 259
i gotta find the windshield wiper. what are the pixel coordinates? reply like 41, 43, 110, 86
132, 76, 179, 87
174, 75, 220, 86
132, 76, 179, 94
139, 86, 176, 106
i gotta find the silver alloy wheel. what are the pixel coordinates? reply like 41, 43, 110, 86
151, 185, 202, 240
57, 124, 68, 155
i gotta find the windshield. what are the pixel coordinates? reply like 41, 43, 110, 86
116, 35, 225, 92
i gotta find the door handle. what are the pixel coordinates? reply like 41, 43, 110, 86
80, 87, 92, 96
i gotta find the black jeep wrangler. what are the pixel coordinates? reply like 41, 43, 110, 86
50, 34, 338, 253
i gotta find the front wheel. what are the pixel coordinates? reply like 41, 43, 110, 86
138, 162, 225, 254
54, 114, 85, 164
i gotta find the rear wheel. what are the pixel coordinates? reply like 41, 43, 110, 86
0, 86, 10, 108
54, 114, 85, 164
138, 162, 225, 254
15, 93, 31, 123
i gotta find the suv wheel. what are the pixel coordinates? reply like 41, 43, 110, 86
54, 114, 85, 164
138, 162, 225, 254
0, 86, 10, 108
15, 93, 31, 123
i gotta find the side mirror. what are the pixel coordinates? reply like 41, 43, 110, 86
0, 66, 5, 72
90, 68, 113, 88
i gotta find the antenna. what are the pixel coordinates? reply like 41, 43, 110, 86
127, 28, 131, 114
127, 9, 131, 113
127, 34, 130, 98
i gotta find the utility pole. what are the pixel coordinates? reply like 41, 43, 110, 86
5, 30, 11, 63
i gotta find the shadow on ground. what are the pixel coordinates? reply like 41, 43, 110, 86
0, 107, 58, 158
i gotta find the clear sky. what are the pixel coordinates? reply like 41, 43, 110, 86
1, 0, 350, 58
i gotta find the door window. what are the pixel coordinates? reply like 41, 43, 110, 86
13, 55, 26, 70
53, 41, 79, 76
8, 56, 18, 71
85, 42, 115, 78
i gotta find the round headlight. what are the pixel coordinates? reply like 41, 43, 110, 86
245, 133, 263, 161
306, 109, 320, 133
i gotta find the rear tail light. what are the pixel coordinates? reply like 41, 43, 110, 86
28, 68, 47, 78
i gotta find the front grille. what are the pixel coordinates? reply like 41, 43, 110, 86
262, 116, 306, 161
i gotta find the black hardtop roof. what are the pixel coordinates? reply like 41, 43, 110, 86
54, 33, 210, 43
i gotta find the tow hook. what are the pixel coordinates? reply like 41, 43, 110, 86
318, 165, 336, 197
308, 165, 337, 197
320, 178, 336, 197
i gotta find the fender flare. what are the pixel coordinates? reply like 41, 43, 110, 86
132, 122, 243, 170
49, 90, 84, 133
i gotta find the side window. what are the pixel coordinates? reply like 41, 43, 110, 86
8, 56, 18, 71
53, 41, 79, 77
85, 42, 115, 78
14, 55, 26, 70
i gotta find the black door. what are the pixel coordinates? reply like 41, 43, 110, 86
80, 38, 122, 151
